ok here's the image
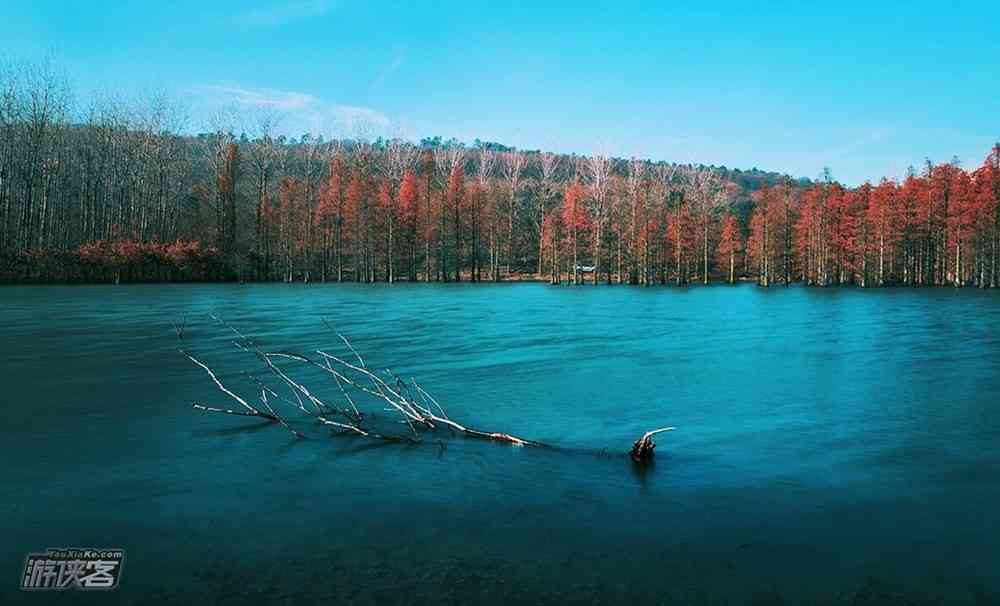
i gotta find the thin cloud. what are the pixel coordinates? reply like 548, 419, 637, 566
827, 126, 894, 162
372, 49, 406, 89
334, 104, 390, 129
237, 0, 335, 28
199, 84, 392, 139
201, 85, 316, 111
799, 125, 895, 185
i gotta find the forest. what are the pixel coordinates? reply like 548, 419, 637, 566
2, 60, 998, 287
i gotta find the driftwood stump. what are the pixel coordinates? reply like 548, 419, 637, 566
630, 427, 675, 464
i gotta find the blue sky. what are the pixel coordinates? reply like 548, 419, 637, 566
4, 0, 998, 185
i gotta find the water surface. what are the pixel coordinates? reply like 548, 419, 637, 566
3, 283, 999, 604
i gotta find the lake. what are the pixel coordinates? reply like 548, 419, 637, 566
3, 283, 1000, 605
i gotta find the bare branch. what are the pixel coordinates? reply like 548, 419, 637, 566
259, 389, 307, 439
182, 350, 264, 417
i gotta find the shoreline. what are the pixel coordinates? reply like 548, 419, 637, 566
2, 277, 997, 289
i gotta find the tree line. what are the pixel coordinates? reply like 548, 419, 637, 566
1, 60, 997, 287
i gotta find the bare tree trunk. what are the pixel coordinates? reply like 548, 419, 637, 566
387, 217, 394, 284
572, 226, 579, 285
955, 241, 962, 287
879, 228, 885, 286
703, 221, 709, 285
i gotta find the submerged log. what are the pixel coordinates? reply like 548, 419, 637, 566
630, 427, 676, 464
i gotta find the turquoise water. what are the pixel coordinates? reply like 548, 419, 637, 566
3, 283, 1000, 604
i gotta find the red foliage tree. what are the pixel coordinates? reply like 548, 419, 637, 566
315, 179, 338, 282
869, 179, 902, 285
748, 184, 779, 286
377, 178, 398, 282
561, 181, 590, 284
344, 168, 367, 282
398, 169, 420, 281
667, 203, 695, 285
278, 177, 308, 282
313, 158, 346, 281
463, 180, 484, 281
947, 169, 975, 285
973, 148, 1000, 286
794, 185, 826, 285
716, 213, 742, 283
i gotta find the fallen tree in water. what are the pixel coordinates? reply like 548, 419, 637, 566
180, 316, 673, 463
630, 427, 676, 463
